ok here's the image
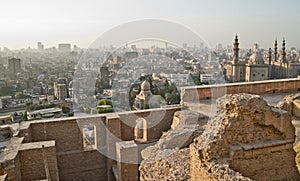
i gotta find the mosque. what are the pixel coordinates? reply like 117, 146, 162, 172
226, 35, 300, 82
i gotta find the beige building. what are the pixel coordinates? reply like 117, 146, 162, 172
270, 39, 300, 79
7, 58, 22, 79
54, 77, 68, 101
134, 80, 153, 110
226, 36, 300, 82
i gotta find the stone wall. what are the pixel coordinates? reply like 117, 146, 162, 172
118, 107, 181, 142
57, 150, 107, 180
18, 141, 59, 181
140, 148, 190, 181
15, 107, 179, 181
276, 93, 300, 173
190, 144, 252, 181
230, 140, 297, 180
139, 110, 208, 180
181, 78, 300, 103
190, 94, 299, 181
28, 118, 84, 153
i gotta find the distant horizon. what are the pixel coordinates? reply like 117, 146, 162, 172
1, 0, 300, 49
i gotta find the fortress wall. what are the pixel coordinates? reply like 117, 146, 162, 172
182, 78, 300, 102
29, 119, 84, 153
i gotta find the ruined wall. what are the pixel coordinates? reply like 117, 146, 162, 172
182, 78, 300, 102
118, 107, 180, 142
18, 117, 108, 180
140, 148, 190, 181
57, 150, 107, 181
139, 110, 208, 180
190, 94, 299, 181
276, 93, 300, 172
190, 144, 252, 181
230, 141, 297, 181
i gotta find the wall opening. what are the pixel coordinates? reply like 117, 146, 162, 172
82, 123, 96, 150
134, 118, 147, 143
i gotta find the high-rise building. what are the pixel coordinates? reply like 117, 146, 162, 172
37, 42, 44, 51
54, 77, 68, 100
8, 58, 22, 77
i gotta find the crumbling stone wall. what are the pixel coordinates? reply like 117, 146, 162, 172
190, 94, 299, 181
140, 148, 190, 181
139, 110, 208, 180
276, 93, 300, 172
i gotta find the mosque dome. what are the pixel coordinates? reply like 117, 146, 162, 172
141, 80, 151, 91
248, 44, 264, 64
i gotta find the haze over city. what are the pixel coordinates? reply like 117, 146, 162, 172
1, 0, 300, 49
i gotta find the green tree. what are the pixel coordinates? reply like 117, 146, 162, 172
0, 86, 14, 96
15, 92, 30, 99
23, 111, 28, 121
97, 99, 112, 106
62, 106, 70, 114
97, 107, 113, 114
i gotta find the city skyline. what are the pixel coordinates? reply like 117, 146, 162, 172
0, 0, 300, 49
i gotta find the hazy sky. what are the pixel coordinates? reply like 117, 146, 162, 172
1, 0, 300, 49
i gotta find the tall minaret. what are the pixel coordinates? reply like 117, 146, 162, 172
282, 38, 286, 63
233, 34, 239, 64
268, 48, 272, 79
268, 48, 272, 65
274, 39, 278, 62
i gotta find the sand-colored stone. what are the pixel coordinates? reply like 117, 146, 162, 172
190, 93, 299, 181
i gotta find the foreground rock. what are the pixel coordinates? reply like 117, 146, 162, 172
139, 110, 208, 180
139, 148, 190, 181
191, 93, 299, 181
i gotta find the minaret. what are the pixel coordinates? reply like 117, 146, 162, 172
268, 48, 272, 79
233, 34, 239, 64
268, 48, 272, 65
274, 39, 278, 62
282, 38, 286, 63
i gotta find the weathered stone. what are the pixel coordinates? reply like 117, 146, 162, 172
171, 110, 207, 130
191, 93, 299, 181
140, 110, 207, 180
140, 148, 190, 181
157, 129, 202, 149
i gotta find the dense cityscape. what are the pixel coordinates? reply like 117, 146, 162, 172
0, 35, 300, 123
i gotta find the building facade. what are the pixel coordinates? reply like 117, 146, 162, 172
226, 35, 300, 82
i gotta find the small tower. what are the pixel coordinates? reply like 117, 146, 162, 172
274, 39, 278, 62
233, 34, 239, 64
268, 48, 272, 65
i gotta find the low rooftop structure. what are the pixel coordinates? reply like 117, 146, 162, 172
27, 107, 62, 120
